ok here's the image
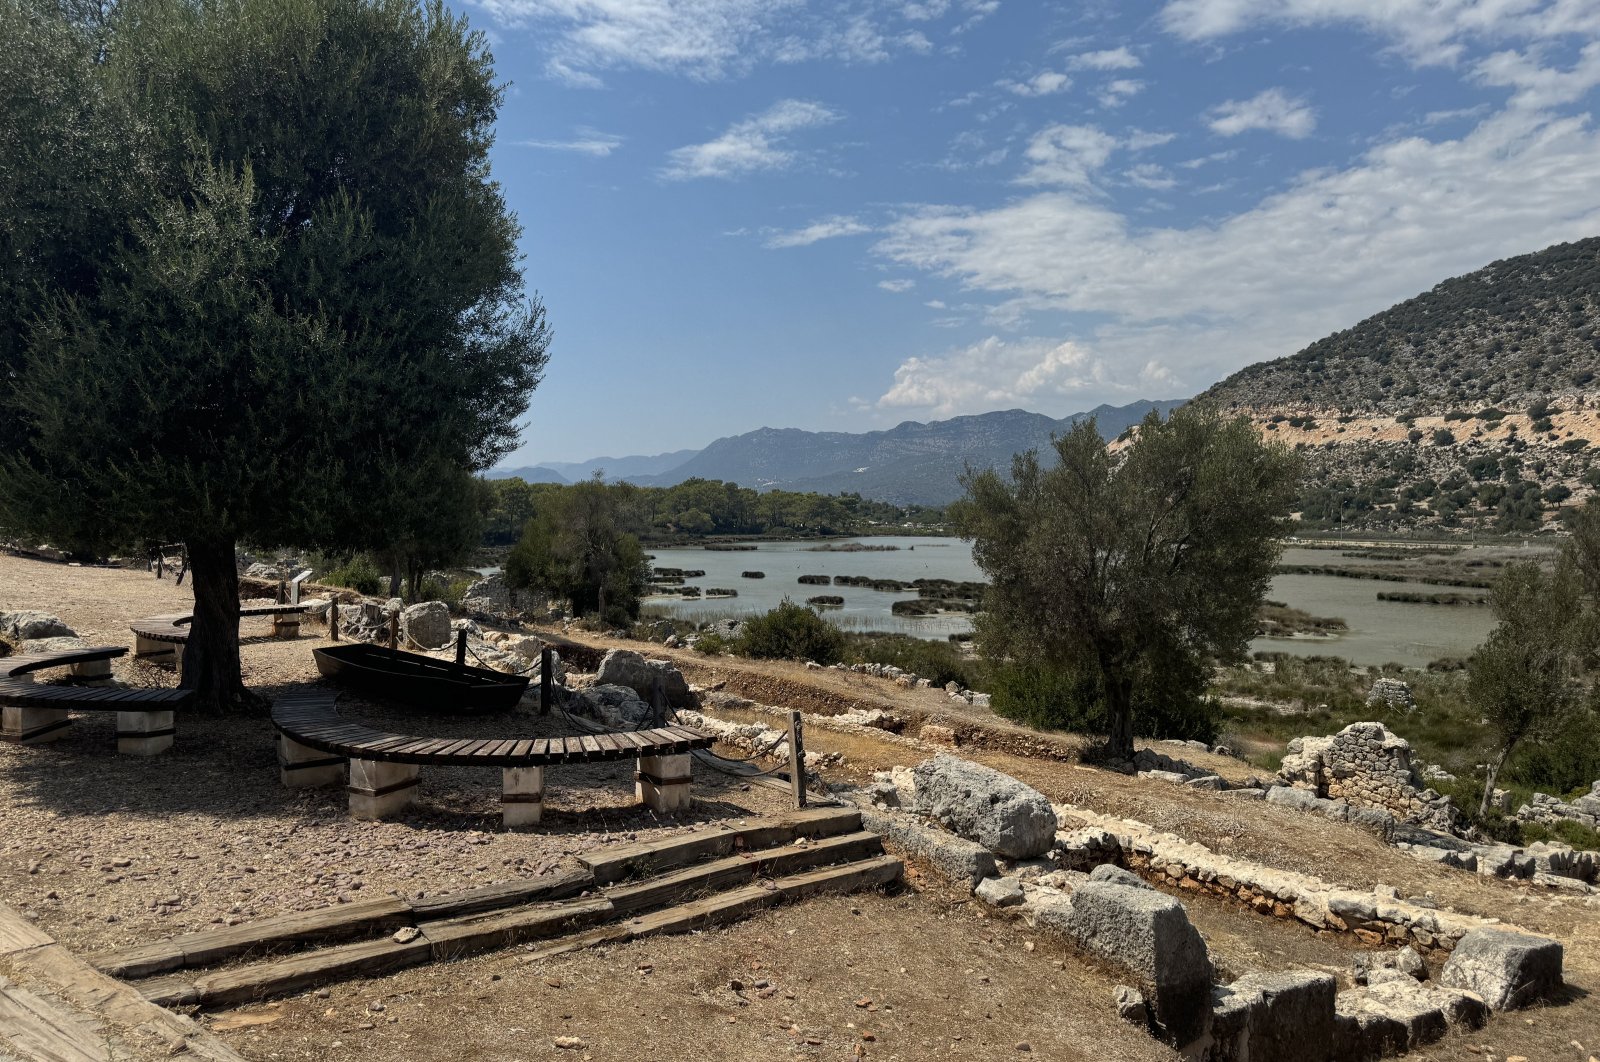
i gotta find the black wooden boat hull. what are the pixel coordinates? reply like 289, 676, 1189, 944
313, 644, 529, 713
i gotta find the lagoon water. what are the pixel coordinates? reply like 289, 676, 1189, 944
643, 538, 1499, 668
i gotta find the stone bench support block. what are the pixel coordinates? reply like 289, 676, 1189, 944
116, 710, 175, 756
348, 758, 419, 819
272, 615, 300, 640
502, 766, 545, 828
70, 658, 113, 680
134, 634, 176, 658
637, 753, 692, 813
279, 735, 346, 789
1, 705, 73, 744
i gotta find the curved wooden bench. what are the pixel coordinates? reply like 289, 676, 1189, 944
273, 691, 714, 827
132, 605, 311, 664
1, 646, 189, 752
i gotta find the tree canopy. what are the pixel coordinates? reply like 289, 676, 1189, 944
504, 477, 649, 626
953, 405, 1299, 759
0, 0, 549, 708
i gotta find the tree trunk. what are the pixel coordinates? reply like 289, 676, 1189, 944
181, 536, 255, 712
1105, 671, 1136, 761
1479, 743, 1514, 819
389, 564, 402, 599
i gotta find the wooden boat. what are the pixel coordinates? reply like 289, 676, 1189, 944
313, 643, 530, 713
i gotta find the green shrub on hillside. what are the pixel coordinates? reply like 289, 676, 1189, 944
324, 555, 383, 595
735, 600, 844, 665
843, 633, 976, 688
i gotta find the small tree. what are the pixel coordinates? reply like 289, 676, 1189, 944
504, 478, 648, 625
1467, 560, 1589, 818
736, 600, 844, 665
954, 405, 1299, 759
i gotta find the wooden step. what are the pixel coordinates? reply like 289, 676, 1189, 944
607, 831, 884, 915
401, 866, 594, 921
580, 806, 864, 884
142, 935, 435, 1009
419, 896, 615, 962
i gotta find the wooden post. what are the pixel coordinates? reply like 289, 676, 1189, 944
650, 678, 667, 728
539, 647, 553, 716
276, 579, 287, 605
154, 552, 164, 580
329, 598, 340, 641
787, 710, 807, 809
455, 628, 467, 667
388, 610, 399, 654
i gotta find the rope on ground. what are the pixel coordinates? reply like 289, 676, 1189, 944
691, 747, 795, 779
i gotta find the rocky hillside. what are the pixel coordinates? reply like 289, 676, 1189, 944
1205, 237, 1600, 533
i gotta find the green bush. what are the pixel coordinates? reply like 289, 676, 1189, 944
735, 600, 845, 665
989, 657, 1220, 743
843, 633, 976, 688
694, 633, 729, 656
1432, 428, 1456, 445
324, 554, 383, 595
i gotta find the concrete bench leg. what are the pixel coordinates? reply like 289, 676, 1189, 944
116, 710, 175, 756
70, 657, 113, 683
272, 616, 300, 640
637, 753, 692, 814
502, 766, 545, 828
135, 634, 175, 659
348, 758, 419, 819
279, 735, 345, 788
1, 706, 73, 744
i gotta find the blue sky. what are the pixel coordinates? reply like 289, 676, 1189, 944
466, 0, 1600, 466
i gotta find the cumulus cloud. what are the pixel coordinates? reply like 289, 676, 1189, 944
876, 336, 1176, 414
1016, 125, 1172, 188
872, 108, 1600, 413
662, 99, 840, 180
1476, 41, 1600, 109
1125, 162, 1177, 189
520, 128, 625, 156
878, 278, 916, 292
1067, 46, 1142, 70
765, 215, 873, 247
1206, 88, 1317, 137
1000, 71, 1073, 96
1098, 78, 1146, 107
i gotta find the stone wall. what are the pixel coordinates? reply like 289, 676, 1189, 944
1278, 722, 1458, 832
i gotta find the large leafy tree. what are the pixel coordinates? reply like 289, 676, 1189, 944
0, 0, 549, 709
954, 405, 1299, 760
505, 476, 649, 626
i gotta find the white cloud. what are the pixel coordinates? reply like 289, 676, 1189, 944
1068, 46, 1142, 70
1206, 88, 1317, 138
878, 278, 916, 292
925, 299, 947, 308
1016, 125, 1173, 188
520, 127, 624, 156
1476, 41, 1600, 109
1178, 149, 1239, 168
765, 215, 873, 248
1158, 0, 1600, 66
878, 336, 1151, 414
662, 99, 841, 180
1125, 162, 1177, 189
1000, 71, 1073, 96
873, 108, 1600, 412
1097, 78, 1146, 107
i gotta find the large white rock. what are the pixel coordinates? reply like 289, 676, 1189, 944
1, 611, 75, 643
570, 684, 655, 729
400, 601, 452, 650
911, 754, 1056, 858
595, 649, 694, 708
1440, 927, 1563, 1010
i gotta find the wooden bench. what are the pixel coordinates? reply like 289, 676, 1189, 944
272, 691, 715, 827
0, 647, 191, 753
132, 605, 311, 672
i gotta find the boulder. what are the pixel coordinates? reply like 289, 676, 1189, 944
1061, 881, 1213, 1046
1, 610, 74, 643
1439, 927, 1563, 1010
860, 807, 996, 888
975, 876, 1025, 908
594, 650, 694, 709
1336, 979, 1487, 1048
1113, 985, 1150, 1028
400, 601, 452, 650
1225, 971, 1337, 1062
19, 636, 91, 654
1088, 864, 1151, 891
568, 684, 655, 729
912, 755, 1057, 858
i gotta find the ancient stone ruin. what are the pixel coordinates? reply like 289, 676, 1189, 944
1278, 722, 1458, 832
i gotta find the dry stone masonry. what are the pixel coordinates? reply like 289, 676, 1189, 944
1278, 722, 1458, 832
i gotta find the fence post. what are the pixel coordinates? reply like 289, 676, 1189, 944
787, 710, 807, 810
277, 579, 287, 605
329, 598, 339, 641
650, 678, 667, 728
388, 610, 399, 654
455, 628, 467, 667
539, 647, 553, 716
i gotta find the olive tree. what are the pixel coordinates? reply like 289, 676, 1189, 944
954, 405, 1299, 760
0, 0, 549, 709
504, 478, 649, 626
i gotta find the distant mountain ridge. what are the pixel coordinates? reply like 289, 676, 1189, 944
497, 401, 1184, 506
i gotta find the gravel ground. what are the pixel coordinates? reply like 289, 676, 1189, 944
0, 553, 792, 954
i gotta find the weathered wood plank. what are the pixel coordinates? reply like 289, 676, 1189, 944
0, 978, 108, 1062
182, 936, 432, 1009
606, 831, 883, 915
405, 866, 594, 921
418, 897, 614, 962
578, 806, 864, 884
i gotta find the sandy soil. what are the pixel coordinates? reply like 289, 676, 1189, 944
3, 553, 1597, 1061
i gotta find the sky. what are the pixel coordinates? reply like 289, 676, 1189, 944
465, 0, 1600, 467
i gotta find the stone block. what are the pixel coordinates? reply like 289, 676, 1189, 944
1088, 864, 1151, 890
1440, 927, 1563, 1010
115, 710, 174, 756
1339, 979, 1487, 1048
0, 704, 73, 744
912, 754, 1057, 858
1061, 880, 1213, 1046
975, 876, 1024, 908
1226, 971, 1337, 1062
278, 735, 345, 789
860, 807, 996, 888
637, 753, 692, 813
596, 649, 694, 708
502, 766, 544, 828
348, 758, 419, 819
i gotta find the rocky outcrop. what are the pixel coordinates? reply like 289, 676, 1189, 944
459, 573, 546, 621
400, 601, 451, 650
568, 684, 656, 729
1439, 927, 1564, 1010
859, 806, 997, 888
594, 650, 694, 709
1515, 781, 1600, 830
912, 754, 1057, 858
1277, 722, 1457, 832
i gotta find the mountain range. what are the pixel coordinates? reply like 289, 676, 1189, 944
491, 400, 1183, 506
